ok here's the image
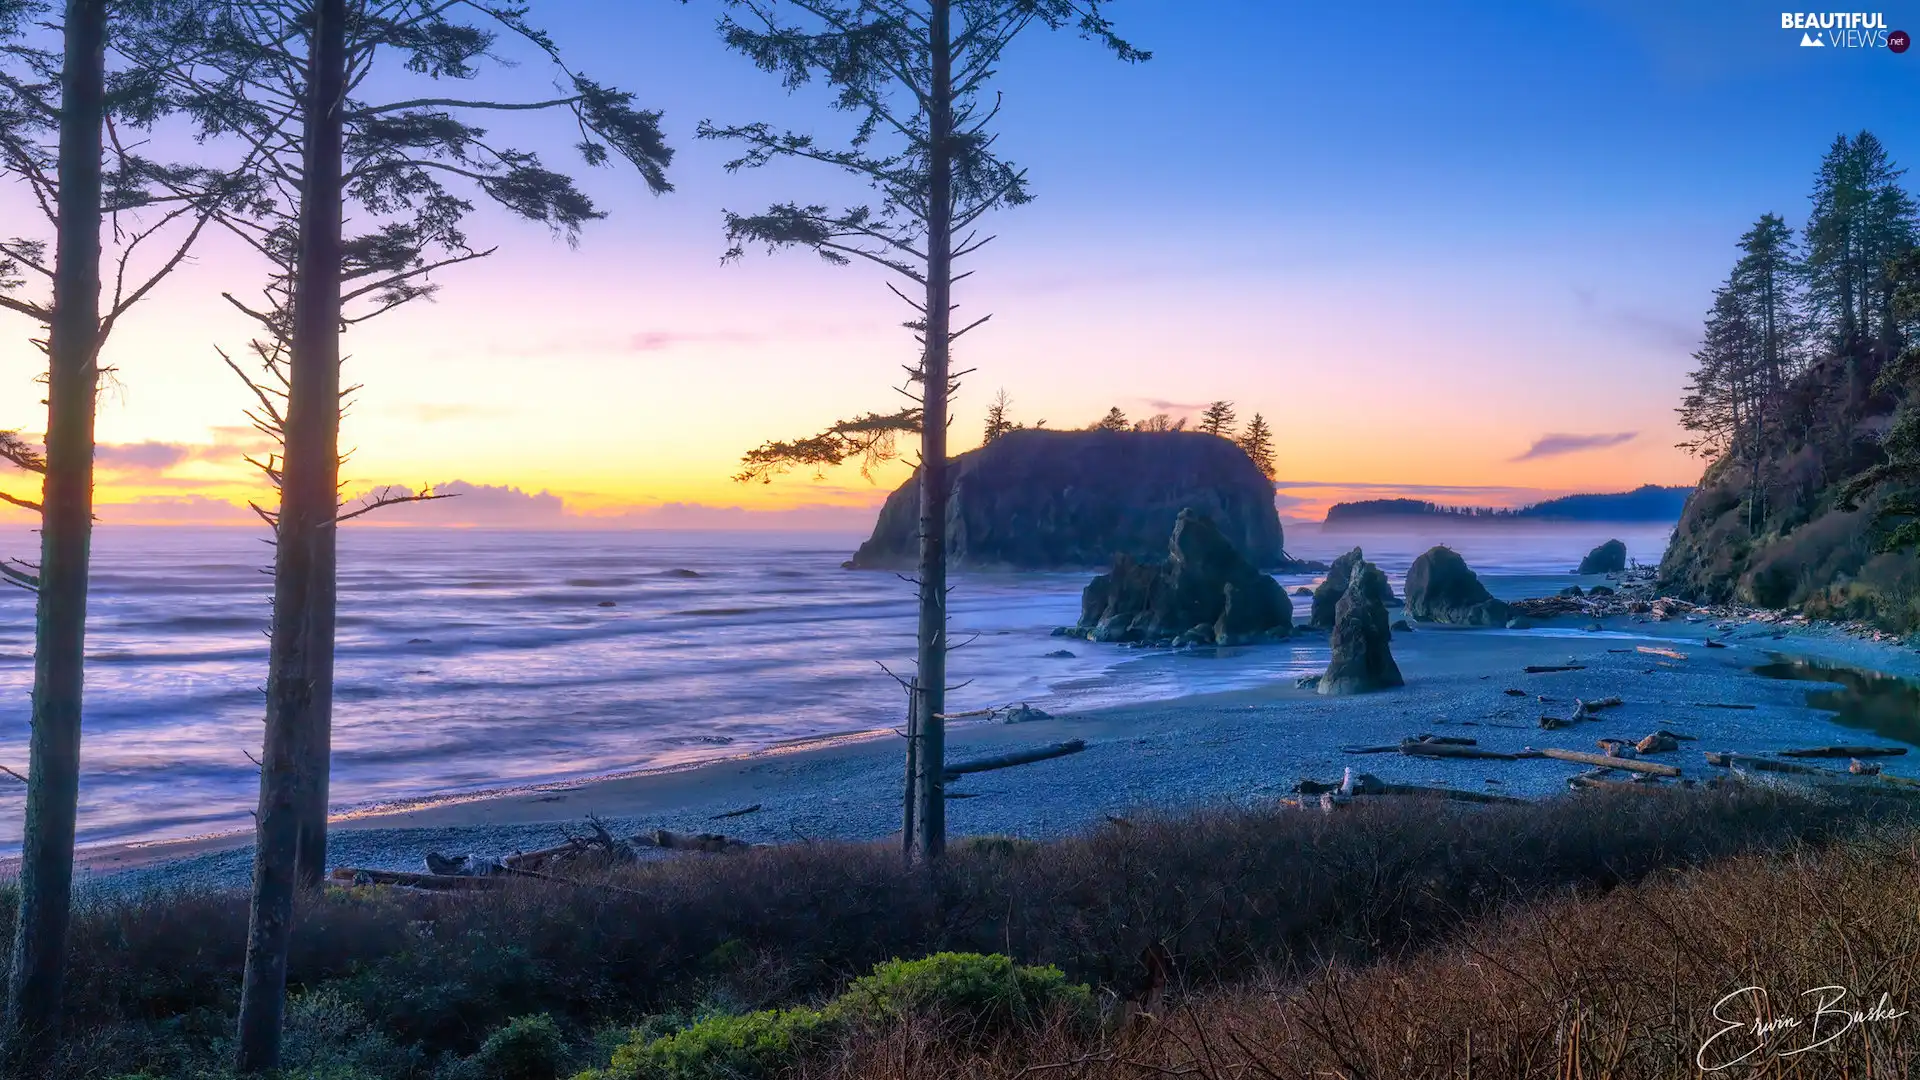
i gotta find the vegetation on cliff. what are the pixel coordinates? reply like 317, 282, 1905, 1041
1324, 485, 1690, 525
1662, 132, 1920, 629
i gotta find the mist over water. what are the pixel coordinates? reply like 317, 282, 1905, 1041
0, 521, 1675, 851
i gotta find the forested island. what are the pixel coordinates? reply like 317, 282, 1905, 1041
1324, 485, 1692, 526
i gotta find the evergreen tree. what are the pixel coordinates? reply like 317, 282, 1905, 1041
1844, 250, 1920, 547
1093, 406, 1129, 431
161, 3, 675, 1070
0, 0, 257, 1056
1236, 412, 1275, 478
1804, 132, 1917, 354
982, 388, 1013, 444
1198, 400, 1236, 437
711, 0, 1144, 861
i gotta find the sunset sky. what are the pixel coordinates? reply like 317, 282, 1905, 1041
2, 0, 1916, 528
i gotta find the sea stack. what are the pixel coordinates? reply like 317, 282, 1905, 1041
1578, 539, 1628, 575
1405, 546, 1512, 627
1311, 547, 1364, 629
1071, 509, 1293, 646
1320, 559, 1403, 695
848, 429, 1310, 570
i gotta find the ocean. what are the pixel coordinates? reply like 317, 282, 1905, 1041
0, 521, 1676, 851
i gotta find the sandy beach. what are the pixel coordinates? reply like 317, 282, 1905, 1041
75, 587, 1920, 895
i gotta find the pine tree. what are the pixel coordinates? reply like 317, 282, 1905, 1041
1198, 400, 1236, 437
0, 0, 256, 1056
711, 0, 1145, 862
1844, 250, 1920, 547
1093, 406, 1129, 431
982, 388, 1014, 444
162, 3, 676, 1070
1804, 132, 1918, 354
1236, 413, 1276, 478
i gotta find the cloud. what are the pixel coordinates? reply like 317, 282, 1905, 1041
91, 428, 278, 479
336, 480, 878, 531
97, 441, 191, 474
343, 481, 567, 527
1140, 398, 1210, 413
1510, 432, 1638, 462
627, 329, 763, 353
98, 495, 256, 525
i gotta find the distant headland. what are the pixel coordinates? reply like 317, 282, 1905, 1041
1323, 484, 1693, 527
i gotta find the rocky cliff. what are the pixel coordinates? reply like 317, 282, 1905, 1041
848, 429, 1301, 570
1659, 347, 1917, 628
1065, 510, 1293, 647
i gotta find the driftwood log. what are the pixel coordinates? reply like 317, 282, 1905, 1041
943, 739, 1087, 780
1636, 646, 1688, 660
1376, 783, 1530, 805
1778, 746, 1908, 759
1399, 741, 1520, 761
1534, 747, 1681, 776
329, 867, 510, 891
1704, 752, 1849, 777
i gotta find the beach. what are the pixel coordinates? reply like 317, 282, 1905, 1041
78, 598, 1920, 894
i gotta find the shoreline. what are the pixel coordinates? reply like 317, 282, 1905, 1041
63, 600, 1920, 891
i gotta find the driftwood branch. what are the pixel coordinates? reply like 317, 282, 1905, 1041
944, 739, 1086, 780
1535, 747, 1681, 776
1778, 745, 1907, 759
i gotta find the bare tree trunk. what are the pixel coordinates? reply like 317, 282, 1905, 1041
3, 0, 107, 1062
901, 680, 917, 864
235, 0, 346, 1069
911, 0, 954, 862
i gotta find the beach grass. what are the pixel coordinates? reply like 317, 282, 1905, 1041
14, 783, 1920, 1078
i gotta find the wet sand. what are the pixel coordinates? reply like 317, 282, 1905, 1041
69, 606, 1920, 894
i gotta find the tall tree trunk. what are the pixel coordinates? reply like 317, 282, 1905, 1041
912, 0, 953, 862
3, 0, 107, 1061
235, 0, 346, 1069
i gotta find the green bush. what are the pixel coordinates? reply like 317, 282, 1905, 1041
825, 952, 1092, 1031
455, 1014, 567, 1080
583, 954, 1092, 1079
591, 1007, 829, 1080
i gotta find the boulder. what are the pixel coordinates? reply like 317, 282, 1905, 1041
1069, 509, 1293, 646
1309, 547, 1403, 628
1578, 539, 1628, 575
1310, 547, 1364, 629
1406, 546, 1512, 627
1320, 560, 1403, 695
849, 429, 1318, 570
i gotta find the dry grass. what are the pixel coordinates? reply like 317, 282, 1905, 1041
819, 825, 1920, 1079
9, 785, 1920, 1077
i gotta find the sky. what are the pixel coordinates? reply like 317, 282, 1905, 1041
2, 0, 1918, 528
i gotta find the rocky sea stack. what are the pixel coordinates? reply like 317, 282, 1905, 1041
1405, 546, 1512, 627
848, 429, 1312, 570
1064, 509, 1293, 647
1310, 546, 1402, 628
1577, 539, 1628, 575
1320, 558, 1403, 695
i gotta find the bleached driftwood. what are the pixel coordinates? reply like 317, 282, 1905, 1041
1778, 746, 1908, 759
944, 739, 1087, 779
1534, 747, 1680, 776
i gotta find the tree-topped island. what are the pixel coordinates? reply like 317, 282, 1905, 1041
847, 428, 1320, 571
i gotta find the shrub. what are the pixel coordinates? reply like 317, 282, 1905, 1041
586, 954, 1092, 1079
454, 1014, 567, 1080
591, 1007, 830, 1080
825, 953, 1093, 1033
